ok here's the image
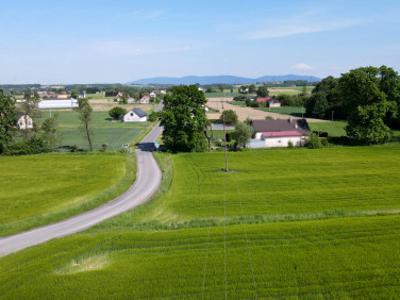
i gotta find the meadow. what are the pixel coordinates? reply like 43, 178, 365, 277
258, 105, 305, 116
1, 146, 400, 298
0, 153, 135, 237
38, 111, 152, 151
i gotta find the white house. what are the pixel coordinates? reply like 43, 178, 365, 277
248, 119, 309, 148
127, 97, 136, 104
139, 95, 151, 104
16, 113, 34, 130
123, 108, 148, 122
150, 91, 157, 98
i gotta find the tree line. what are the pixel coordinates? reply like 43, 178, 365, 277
305, 66, 400, 144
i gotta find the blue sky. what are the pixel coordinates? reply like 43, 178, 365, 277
0, 0, 399, 84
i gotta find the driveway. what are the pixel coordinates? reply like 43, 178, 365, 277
0, 125, 163, 257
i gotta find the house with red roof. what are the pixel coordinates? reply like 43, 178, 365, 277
248, 119, 309, 148
256, 97, 281, 108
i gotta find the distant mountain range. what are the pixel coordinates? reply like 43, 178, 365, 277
130, 74, 321, 85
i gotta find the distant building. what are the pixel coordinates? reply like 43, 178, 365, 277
160, 90, 167, 95
150, 91, 157, 98
57, 93, 69, 100
127, 97, 136, 104
38, 99, 79, 109
79, 91, 87, 99
139, 95, 151, 104
123, 108, 148, 122
256, 97, 281, 108
248, 119, 309, 148
16, 113, 33, 130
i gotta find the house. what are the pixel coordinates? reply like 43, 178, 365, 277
160, 90, 167, 95
256, 97, 281, 108
16, 113, 33, 130
139, 95, 151, 104
150, 91, 157, 98
79, 91, 87, 99
123, 108, 148, 122
127, 97, 136, 104
248, 119, 309, 148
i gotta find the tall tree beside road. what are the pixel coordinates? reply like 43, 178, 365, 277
0, 90, 17, 153
77, 98, 94, 151
160, 85, 208, 152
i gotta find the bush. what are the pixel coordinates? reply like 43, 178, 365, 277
306, 133, 322, 149
148, 111, 161, 122
5, 136, 48, 155
109, 107, 127, 120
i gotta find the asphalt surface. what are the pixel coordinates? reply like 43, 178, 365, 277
0, 125, 163, 257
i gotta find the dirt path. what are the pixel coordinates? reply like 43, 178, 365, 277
206, 98, 326, 123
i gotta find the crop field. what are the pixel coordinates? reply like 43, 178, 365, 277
269, 86, 314, 96
0, 153, 135, 237
38, 111, 152, 151
258, 106, 305, 116
1, 145, 400, 298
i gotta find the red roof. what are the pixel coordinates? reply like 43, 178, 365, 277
256, 97, 273, 103
262, 130, 304, 138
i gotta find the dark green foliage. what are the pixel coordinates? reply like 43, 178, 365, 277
256, 85, 269, 97
234, 122, 252, 149
5, 135, 48, 155
346, 104, 392, 144
160, 85, 208, 152
0, 90, 17, 153
220, 110, 238, 125
148, 111, 161, 122
109, 107, 127, 120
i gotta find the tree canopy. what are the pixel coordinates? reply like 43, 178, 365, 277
160, 85, 208, 152
0, 90, 17, 153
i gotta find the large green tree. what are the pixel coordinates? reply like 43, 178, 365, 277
0, 90, 17, 153
256, 85, 269, 97
160, 85, 208, 152
338, 66, 396, 144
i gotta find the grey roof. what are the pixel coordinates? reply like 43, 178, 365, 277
133, 108, 147, 118
16, 112, 30, 120
252, 119, 309, 134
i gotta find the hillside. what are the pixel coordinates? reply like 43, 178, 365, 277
131, 74, 321, 85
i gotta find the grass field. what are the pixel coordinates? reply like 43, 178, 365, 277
1, 146, 400, 298
38, 111, 152, 151
0, 153, 135, 237
309, 121, 348, 137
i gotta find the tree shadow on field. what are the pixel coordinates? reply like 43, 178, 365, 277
137, 142, 157, 152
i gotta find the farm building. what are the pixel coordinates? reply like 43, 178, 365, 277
16, 113, 33, 130
139, 95, 151, 104
256, 97, 281, 108
38, 99, 79, 109
123, 108, 147, 122
248, 119, 309, 148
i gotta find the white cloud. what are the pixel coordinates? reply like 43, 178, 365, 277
292, 63, 313, 72
242, 18, 368, 40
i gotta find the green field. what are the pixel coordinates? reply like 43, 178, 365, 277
269, 86, 314, 96
38, 111, 152, 151
0, 153, 135, 237
1, 146, 400, 298
309, 121, 348, 137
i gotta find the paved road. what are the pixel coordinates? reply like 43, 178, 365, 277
0, 125, 163, 257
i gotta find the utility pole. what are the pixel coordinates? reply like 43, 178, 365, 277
221, 101, 229, 172
331, 110, 335, 122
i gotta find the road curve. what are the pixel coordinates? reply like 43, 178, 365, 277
0, 125, 163, 257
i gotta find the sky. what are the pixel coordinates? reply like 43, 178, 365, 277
0, 0, 399, 84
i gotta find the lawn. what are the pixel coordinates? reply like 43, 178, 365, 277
0, 153, 135, 237
309, 121, 348, 137
38, 111, 152, 151
1, 146, 400, 298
